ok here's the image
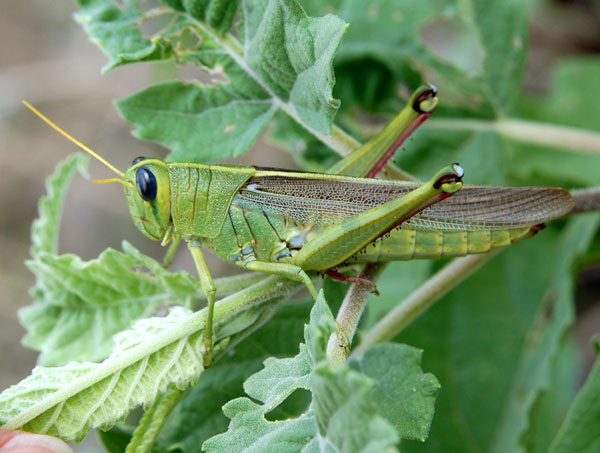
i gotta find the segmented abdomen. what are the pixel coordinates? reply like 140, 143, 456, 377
346, 226, 537, 263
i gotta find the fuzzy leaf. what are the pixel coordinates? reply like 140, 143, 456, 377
243, 344, 312, 411
158, 0, 240, 34
349, 343, 440, 442
1, 307, 207, 442
2, 272, 299, 445
311, 364, 398, 451
30, 153, 88, 258
204, 294, 404, 452
74, 0, 173, 71
89, 0, 347, 160
238, 292, 333, 412
117, 79, 276, 162
241, 0, 347, 134
152, 300, 313, 452
21, 242, 202, 366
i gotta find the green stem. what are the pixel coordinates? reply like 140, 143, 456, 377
354, 253, 496, 355
125, 385, 184, 453
428, 118, 600, 154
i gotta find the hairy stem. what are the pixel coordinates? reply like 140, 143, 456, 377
428, 118, 600, 154
125, 385, 184, 453
354, 253, 496, 355
326, 264, 386, 367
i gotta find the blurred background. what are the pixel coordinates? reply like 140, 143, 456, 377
0, 0, 599, 450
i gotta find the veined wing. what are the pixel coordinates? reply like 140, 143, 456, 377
234, 172, 574, 231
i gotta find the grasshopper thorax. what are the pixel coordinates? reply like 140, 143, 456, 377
124, 158, 172, 241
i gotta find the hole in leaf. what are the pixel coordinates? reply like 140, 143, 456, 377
264, 388, 312, 421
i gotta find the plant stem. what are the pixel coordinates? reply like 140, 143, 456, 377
326, 264, 386, 367
354, 253, 496, 355
428, 118, 600, 154
570, 187, 600, 214
125, 385, 184, 453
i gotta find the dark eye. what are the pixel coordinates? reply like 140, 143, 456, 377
136, 167, 157, 201
132, 156, 146, 165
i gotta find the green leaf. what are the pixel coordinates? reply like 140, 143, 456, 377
521, 339, 580, 453
152, 300, 313, 451
243, 344, 312, 410
0, 307, 207, 442
152, 284, 341, 451
234, 292, 334, 411
548, 343, 600, 453
396, 215, 600, 452
304, 290, 337, 362
2, 272, 299, 444
303, 0, 526, 116
241, 0, 347, 134
74, 0, 173, 71
489, 215, 600, 453
75, 0, 348, 161
509, 58, 600, 186
117, 79, 276, 162
158, 0, 240, 34
311, 364, 398, 451
204, 294, 414, 451
21, 242, 202, 366
349, 343, 440, 442
97, 424, 134, 453
202, 295, 327, 452
30, 153, 88, 258
204, 399, 318, 452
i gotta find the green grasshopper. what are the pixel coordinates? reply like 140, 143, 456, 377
24, 85, 574, 360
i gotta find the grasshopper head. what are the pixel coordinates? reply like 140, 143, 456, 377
124, 158, 172, 241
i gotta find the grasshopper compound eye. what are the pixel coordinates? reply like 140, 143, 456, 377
136, 167, 157, 201
132, 156, 146, 165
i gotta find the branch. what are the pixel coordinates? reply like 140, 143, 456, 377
428, 118, 600, 154
571, 187, 600, 214
326, 264, 386, 367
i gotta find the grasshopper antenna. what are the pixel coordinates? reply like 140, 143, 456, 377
22, 101, 125, 178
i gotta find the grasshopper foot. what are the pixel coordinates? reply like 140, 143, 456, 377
325, 270, 380, 296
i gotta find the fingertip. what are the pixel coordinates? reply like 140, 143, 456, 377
0, 430, 73, 453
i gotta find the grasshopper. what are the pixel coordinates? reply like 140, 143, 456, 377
24, 85, 574, 360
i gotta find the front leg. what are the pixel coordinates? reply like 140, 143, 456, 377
243, 260, 319, 300
187, 240, 216, 365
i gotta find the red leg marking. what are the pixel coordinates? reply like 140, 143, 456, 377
325, 270, 380, 296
